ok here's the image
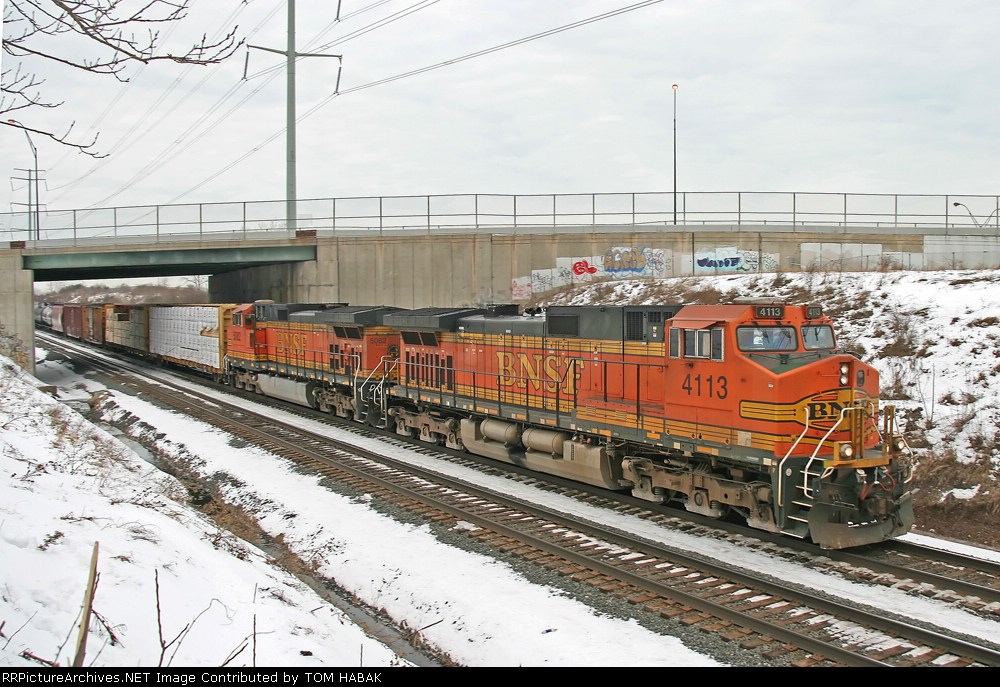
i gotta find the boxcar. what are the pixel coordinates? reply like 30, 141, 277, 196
62, 304, 84, 340
104, 304, 149, 355
148, 304, 238, 376
81, 305, 106, 345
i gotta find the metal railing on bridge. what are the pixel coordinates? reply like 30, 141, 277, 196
3, 191, 999, 247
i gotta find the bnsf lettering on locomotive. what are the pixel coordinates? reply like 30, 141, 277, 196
806, 400, 844, 420
276, 331, 308, 350
496, 351, 578, 394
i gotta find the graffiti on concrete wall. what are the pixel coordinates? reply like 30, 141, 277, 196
511, 276, 533, 301
513, 245, 789, 300
512, 246, 670, 300
604, 246, 663, 275
694, 246, 780, 273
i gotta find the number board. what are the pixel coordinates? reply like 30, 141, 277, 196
806, 305, 823, 319
755, 305, 784, 319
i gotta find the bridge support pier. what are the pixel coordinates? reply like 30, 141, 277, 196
0, 248, 35, 374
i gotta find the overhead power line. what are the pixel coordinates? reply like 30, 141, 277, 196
168, 0, 667, 203
74, 0, 439, 210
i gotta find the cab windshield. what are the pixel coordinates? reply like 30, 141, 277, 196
801, 324, 836, 350
736, 326, 796, 351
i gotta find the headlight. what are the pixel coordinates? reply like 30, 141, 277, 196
839, 362, 850, 386
838, 442, 855, 459
891, 436, 907, 452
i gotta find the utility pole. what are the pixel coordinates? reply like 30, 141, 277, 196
247, 1, 343, 233
10, 165, 44, 242
11, 168, 34, 238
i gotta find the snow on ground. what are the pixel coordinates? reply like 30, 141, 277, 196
0, 358, 405, 668
3, 269, 999, 668
0, 354, 721, 668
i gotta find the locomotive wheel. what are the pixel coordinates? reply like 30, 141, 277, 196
396, 420, 417, 438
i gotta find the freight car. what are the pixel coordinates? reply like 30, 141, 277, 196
34, 303, 53, 329
36, 303, 85, 339
148, 303, 238, 375
61, 304, 84, 340
99, 303, 238, 376
38, 296, 915, 550
81, 305, 106, 346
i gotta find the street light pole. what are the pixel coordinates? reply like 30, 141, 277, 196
952, 201, 981, 228
7, 119, 40, 240
672, 84, 678, 225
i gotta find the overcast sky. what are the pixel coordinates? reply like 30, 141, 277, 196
3, 0, 999, 217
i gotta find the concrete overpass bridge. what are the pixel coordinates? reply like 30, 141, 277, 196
3, 190, 999, 373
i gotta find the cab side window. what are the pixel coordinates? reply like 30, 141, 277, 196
673, 328, 723, 360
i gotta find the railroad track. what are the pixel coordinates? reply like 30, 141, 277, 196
38, 334, 1000, 666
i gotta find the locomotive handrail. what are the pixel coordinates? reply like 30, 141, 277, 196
777, 406, 811, 509
359, 354, 388, 386
862, 400, 881, 444
374, 357, 400, 421
879, 404, 915, 484
800, 405, 864, 499
862, 399, 913, 474
340, 352, 362, 381
329, 349, 361, 377
556, 358, 581, 427
356, 354, 392, 422
394, 355, 581, 427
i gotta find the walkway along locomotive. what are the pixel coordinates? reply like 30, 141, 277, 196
218, 298, 914, 550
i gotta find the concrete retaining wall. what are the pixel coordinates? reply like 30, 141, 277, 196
210, 225, 993, 308
0, 249, 37, 374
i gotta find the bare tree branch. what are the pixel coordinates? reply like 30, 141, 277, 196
2, 0, 243, 156
4, 119, 104, 157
